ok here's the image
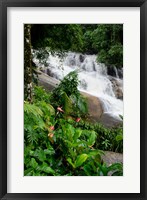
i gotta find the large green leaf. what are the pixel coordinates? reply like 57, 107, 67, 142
37, 162, 55, 175
87, 131, 96, 146
44, 147, 55, 155
75, 154, 88, 168
62, 124, 75, 141
73, 129, 82, 142
88, 149, 104, 157
30, 158, 38, 169
62, 92, 73, 115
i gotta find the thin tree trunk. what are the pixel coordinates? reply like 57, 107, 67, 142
24, 24, 33, 103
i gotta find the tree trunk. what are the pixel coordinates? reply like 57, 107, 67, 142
24, 24, 33, 102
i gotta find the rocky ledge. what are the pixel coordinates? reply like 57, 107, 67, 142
102, 151, 123, 166
38, 71, 122, 128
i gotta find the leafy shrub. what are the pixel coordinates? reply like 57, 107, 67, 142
24, 85, 123, 176
73, 119, 123, 153
51, 71, 88, 117
33, 85, 51, 103
97, 43, 123, 68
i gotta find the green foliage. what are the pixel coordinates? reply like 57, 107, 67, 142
61, 92, 73, 115
53, 70, 80, 98
81, 24, 123, 68
93, 25, 123, 68
98, 43, 123, 67
24, 102, 43, 117
31, 24, 123, 69
33, 85, 51, 103
24, 23, 123, 176
74, 119, 123, 153
24, 86, 123, 176
31, 24, 83, 52
51, 71, 88, 117
96, 162, 123, 176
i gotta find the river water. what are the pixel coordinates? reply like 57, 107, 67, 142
33, 51, 123, 120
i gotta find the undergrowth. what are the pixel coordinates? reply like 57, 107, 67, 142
24, 71, 123, 176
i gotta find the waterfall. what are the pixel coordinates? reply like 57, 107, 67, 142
114, 67, 119, 78
33, 51, 123, 119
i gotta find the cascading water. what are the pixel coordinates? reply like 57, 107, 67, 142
33, 51, 123, 119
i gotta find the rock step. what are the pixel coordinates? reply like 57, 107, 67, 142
102, 151, 123, 165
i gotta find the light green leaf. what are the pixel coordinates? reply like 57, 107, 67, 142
42, 166, 55, 174
75, 154, 88, 168
38, 162, 55, 175
73, 129, 82, 142
87, 131, 96, 146
67, 158, 75, 168
116, 134, 123, 141
44, 148, 55, 155
88, 150, 104, 157
48, 104, 55, 115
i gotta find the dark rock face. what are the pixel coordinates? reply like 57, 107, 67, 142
107, 66, 117, 77
107, 66, 123, 79
118, 68, 123, 79
79, 54, 85, 63
46, 68, 51, 76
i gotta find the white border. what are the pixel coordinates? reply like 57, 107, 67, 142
7, 7, 140, 193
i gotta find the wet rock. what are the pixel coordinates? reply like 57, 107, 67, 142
115, 88, 123, 100
102, 151, 123, 165
99, 113, 122, 128
109, 77, 123, 100
37, 71, 122, 128
107, 66, 117, 77
37, 70, 60, 92
46, 68, 51, 76
118, 68, 123, 79
81, 92, 103, 122
79, 54, 85, 63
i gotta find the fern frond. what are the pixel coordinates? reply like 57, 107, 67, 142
24, 102, 43, 117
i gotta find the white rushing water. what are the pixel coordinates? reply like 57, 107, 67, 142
33, 51, 123, 119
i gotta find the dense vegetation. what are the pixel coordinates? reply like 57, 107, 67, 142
24, 24, 123, 176
24, 72, 123, 176
31, 24, 123, 68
